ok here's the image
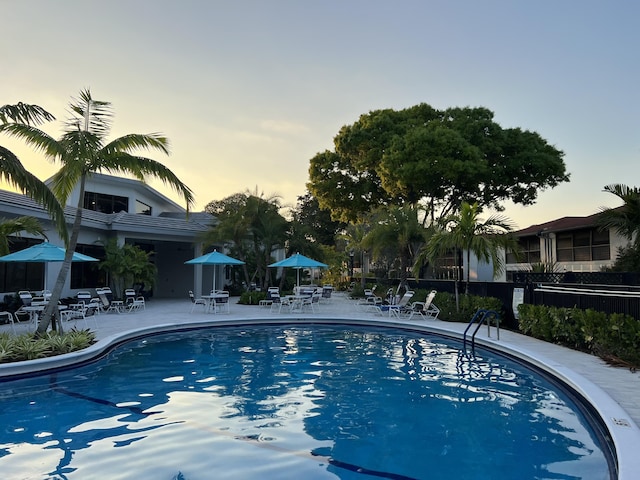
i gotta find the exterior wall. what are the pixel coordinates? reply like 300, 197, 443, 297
64, 173, 184, 216
0, 174, 212, 299
506, 229, 627, 275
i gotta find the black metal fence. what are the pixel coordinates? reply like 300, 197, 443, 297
406, 274, 640, 327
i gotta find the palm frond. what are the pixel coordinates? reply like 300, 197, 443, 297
104, 133, 170, 156
0, 123, 62, 159
0, 103, 55, 125
0, 216, 48, 255
65, 89, 112, 137
97, 154, 194, 212
0, 146, 68, 243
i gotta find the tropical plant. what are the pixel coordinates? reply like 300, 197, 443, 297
0, 90, 194, 334
362, 205, 429, 292
339, 220, 371, 288
597, 184, 640, 245
203, 189, 289, 289
0, 216, 48, 256
415, 201, 518, 310
98, 239, 157, 298
0, 102, 68, 241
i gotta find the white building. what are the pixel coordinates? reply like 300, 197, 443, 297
505, 211, 627, 277
0, 173, 219, 299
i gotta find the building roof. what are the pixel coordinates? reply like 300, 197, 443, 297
514, 211, 603, 237
0, 189, 214, 238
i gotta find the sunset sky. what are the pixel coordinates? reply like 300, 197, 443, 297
2, 0, 638, 230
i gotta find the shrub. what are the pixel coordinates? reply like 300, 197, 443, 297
517, 304, 640, 369
433, 292, 503, 323
0, 329, 97, 364
238, 291, 266, 305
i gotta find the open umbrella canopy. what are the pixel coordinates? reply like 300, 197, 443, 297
0, 242, 99, 263
268, 253, 328, 287
268, 253, 328, 269
185, 249, 245, 291
185, 250, 245, 266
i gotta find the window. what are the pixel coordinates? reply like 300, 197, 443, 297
84, 191, 128, 213
135, 199, 152, 215
70, 244, 106, 289
506, 236, 541, 264
0, 238, 44, 292
556, 229, 610, 262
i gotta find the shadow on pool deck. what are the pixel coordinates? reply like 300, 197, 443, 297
3, 292, 640, 432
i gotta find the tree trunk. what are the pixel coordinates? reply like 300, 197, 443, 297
36, 174, 86, 336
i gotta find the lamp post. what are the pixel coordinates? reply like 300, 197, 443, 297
361, 250, 367, 289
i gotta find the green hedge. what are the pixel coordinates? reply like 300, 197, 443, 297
429, 291, 503, 323
518, 304, 640, 368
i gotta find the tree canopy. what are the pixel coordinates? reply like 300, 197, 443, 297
308, 103, 569, 223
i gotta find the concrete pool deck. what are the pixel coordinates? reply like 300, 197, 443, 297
2, 292, 640, 477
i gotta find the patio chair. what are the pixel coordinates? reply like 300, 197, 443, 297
407, 290, 440, 320
189, 290, 207, 313
383, 290, 415, 317
18, 290, 33, 307
213, 291, 230, 314
124, 288, 136, 308
270, 293, 291, 313
321, 285, 333, 300
76, 291, 100, 316
61, 300, 98, 329
0, 311, 17, 334
98, 287, 122, 313
302, 293, 321, 313
126, 296, 146, 313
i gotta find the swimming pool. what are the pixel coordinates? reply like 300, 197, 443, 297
0, 323, 615, 479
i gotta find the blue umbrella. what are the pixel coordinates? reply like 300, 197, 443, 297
268, 253, 328, 287
0, 242, 98, 263
185, 249, 245, 291
0, 242, 99, 290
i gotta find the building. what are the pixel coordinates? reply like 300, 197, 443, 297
505, 211, 627, 278
0, 173, 218, 300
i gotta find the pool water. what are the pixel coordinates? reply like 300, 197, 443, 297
0, 324, 612, 479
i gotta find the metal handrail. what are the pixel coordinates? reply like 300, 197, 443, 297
463, 309, 501, 350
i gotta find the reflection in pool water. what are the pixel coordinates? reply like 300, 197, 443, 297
0, 324, 612, 479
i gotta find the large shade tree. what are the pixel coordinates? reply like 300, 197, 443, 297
308, 103, 569, 223
0, 103, 68, 240
0, 90, 194, 334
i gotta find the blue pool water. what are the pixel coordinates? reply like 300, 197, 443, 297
0, 324, 612, 479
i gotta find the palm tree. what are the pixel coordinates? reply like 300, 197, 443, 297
1, 90, 194, 334
0, 103, 68, 240
597, 184, 640, 248
417, 201, 518, 310
0, 216, 48, 255
363, 205, 428, 293
340, 220, 371, 288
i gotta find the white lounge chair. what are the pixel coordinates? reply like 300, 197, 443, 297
384, 291, 415, 317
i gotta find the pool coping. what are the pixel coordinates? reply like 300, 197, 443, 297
1, 314, 639, 479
